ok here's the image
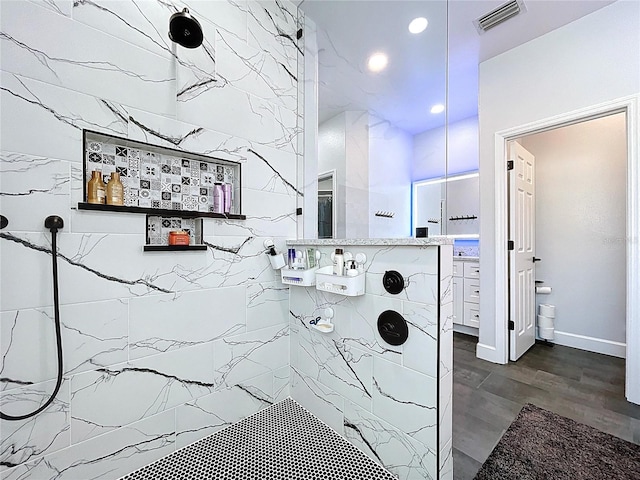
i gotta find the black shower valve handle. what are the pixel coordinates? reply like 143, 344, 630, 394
0, 215, 8, 230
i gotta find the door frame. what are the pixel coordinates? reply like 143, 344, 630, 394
489, 95, 640, 403
317, 169, 337, 239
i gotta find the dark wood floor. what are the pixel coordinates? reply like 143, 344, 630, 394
452, 332, 640, 479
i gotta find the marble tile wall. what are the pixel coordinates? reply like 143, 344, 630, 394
0, 0, 299, 478
289, 243, 454, 480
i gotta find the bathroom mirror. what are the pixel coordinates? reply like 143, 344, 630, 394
299, 0, 451, 238
413, 172, 479, 237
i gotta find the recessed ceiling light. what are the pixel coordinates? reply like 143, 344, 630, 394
367, 52, 388, 72
430, 104, 445, 114
408, 17, 428, 34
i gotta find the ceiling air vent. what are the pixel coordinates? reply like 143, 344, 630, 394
474, 0, 526, 34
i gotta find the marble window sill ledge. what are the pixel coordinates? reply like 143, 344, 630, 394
286, 237, 453, 247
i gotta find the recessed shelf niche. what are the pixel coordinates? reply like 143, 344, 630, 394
145, 215, 204, 252
80, 130, 244, 218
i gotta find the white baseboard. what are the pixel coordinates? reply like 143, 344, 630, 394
476, 342, 507, 364
550, 331, 626, 358
453, 324, 479, 337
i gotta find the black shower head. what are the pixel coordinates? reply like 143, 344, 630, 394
168, 8, 203, 49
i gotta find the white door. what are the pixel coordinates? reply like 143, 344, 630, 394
509, 142, 536, 361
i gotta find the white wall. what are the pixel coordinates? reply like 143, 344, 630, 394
344, 111, 370, 238
318, 113, 347, 237
520, 113, 627, 351
318, 111, 370, 238
478, 0, 640, 362
369, 117, 412, 238
413, 116, 478, 181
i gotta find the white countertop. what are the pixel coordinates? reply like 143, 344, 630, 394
453, 256, 479, 262
286, 237, 453, 246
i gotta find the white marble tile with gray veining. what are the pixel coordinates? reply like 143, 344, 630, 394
213, 324, 289, 389
0, 72, 128, 162
273, 365, 290, 402
1, 301, 128, 391
345, 401, 437, 480
0, 232, 284, 311
26, 0, 73, 17
70, 343, 214, 444
0, 379, 70, 471
1, 409, 175, 480
216, 29, 297, 112
128, 287, 246, 360
1, 1, 176, 117
0, 153, 71, 233
372, 358, 437, 449
175, 371, 274, 449
290, 366, 345, 434
126, 109, 299, 197
211, 189, 297, 238
71, 0, 178, 57
246, 0, 299, 75
294, 320, 373, 410
246, 281, 289, 332
345, 295, 404, 364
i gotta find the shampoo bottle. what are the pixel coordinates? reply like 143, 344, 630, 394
87, 170, 106, 204
106, 172, 124, 206
213, 183, 224, 213
333, 248, 344, 276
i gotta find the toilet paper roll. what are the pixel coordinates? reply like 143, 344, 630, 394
538, 326, 555, 340
536, 286, 552, 294
537, 315, 554, 329
539, 304, 555, 318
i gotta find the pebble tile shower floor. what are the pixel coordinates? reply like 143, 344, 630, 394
121, 398, 396, 480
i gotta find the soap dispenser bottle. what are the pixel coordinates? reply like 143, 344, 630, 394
333, 248, 344, 276
106, 172, 124, 205
87, 170, 106, 204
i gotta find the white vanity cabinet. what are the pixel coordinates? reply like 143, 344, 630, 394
453, 259, 480, 330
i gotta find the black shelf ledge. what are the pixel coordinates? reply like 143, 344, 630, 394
143, 245, 208, 252
77, 202, 246, 220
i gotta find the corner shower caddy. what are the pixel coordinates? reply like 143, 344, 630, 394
281, 267, 318, 286
315, 266, 365, 296
77, 130, 246, 252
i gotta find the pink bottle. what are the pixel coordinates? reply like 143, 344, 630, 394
213, 183, 224, 214
222, 183, 232, 214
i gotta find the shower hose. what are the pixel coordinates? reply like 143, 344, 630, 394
0, 216, 64, 421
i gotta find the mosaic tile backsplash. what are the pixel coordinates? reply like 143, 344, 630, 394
146, 216, 202, 246
85, 133, 240, 214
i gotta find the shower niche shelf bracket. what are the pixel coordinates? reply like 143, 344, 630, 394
76, 202, 246, 220
143, 245, 207, 252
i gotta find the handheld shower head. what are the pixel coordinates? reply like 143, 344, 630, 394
45, 215, 64, 233
168, 8, 203, 49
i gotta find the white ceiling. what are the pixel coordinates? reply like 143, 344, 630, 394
299, 0, 617, 135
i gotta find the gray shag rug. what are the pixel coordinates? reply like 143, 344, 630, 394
474, 403, 640, 480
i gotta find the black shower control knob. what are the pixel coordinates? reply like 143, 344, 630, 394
377, 310, 409, 346
382, 270, 404, 294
